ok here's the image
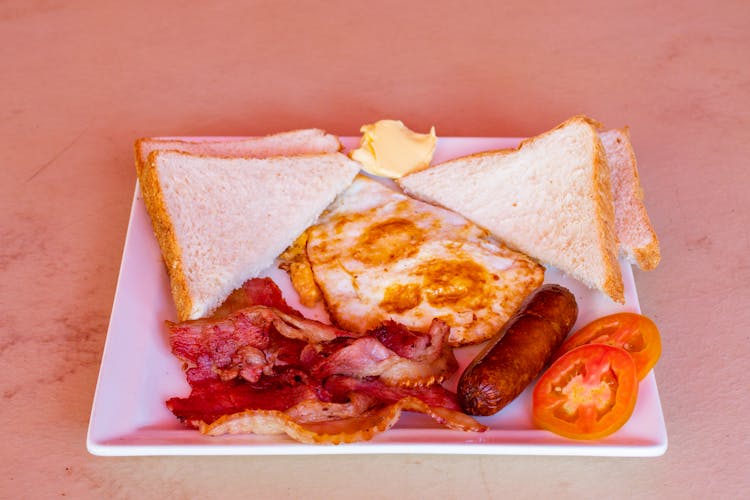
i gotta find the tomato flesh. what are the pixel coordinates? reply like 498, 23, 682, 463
554, 312, 661, 380
533, 344, 638, 440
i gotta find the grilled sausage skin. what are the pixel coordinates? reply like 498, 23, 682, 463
457, 284, 578, 416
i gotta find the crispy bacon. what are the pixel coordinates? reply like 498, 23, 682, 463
271, 309, 357, 343
209, 276, 301, 319
167, 372, 487, 441
169, 307, 274, 361
298, 319, 457, 387
167, 374, 320, 425
308, 337, 397, 379
167, 370, 465, 425
323, 375, 462, 410
169, 306, 456, 386
165, 277, 483, 443
370, 319, 458, 386
199, 397, 486, 443
168, 306, 309, 383
167, 305, 358, 383
372, 320, 433, 359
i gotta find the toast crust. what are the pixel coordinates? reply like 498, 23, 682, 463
140, 150, 193, 320
134, 129, 343, 179
418, 115, 605, 165
590, 131, 625, 302
601, 127, 660, 271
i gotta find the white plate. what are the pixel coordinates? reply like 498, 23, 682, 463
87, 137, 668, 456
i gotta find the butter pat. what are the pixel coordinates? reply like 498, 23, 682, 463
350, 120, 437, 178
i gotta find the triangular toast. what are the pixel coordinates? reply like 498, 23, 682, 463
399, 116, 624, 302
139, 150, 360, 320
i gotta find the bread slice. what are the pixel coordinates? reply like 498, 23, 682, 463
398, 116, 624, 303
134, 129, 341, 179
140, 151, 360, 320
600, 128, 660, 270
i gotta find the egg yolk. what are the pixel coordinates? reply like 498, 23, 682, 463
351, 218, 425, 266
380, 283, 422, 313
419, 259, 490, 309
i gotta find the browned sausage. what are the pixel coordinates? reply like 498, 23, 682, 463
457, 284, 578, 416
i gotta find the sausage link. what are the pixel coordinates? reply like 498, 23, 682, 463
457, 284, 578, 416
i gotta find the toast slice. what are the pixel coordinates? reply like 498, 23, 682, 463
140, 151, 360, 320
600, 128, 660, 270
398, 116, 624, 302
134, 129, 341, 179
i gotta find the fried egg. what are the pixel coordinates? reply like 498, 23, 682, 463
303, 175, 544, 346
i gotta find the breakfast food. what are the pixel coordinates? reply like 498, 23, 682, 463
277, 231, 322, 308
398, 115, 625, 303
198, 394, 484, 443
300, 175, 545, 346
349, 119, 437, 178
166, 277, 486, 443
457, 284, 578, 416
168, 282, 459, 388
553, 312, 661, 381
600, 128, 661, 270
533, 311, 660, 439
532, 343, 639, 440
139, 150, 360, 320
145, 117, 661, 444
134, 128, 341, 179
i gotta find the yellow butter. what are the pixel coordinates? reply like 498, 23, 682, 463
350, 120, 437, 179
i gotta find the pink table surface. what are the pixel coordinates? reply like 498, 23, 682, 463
2, 0, 748, 497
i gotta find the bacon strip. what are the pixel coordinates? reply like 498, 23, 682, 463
372, 320, 434, 359
298, 319, 457, 387
167, 374, 320, 425
209, 277, 301, 319
168, 307, 309, 383
167, 305, 355, 382
166, 373, 465, 426
271, 309, 357, 343
199, 397, 487, 443
323, 375, 462, 411
309, 337, 398, 379
372, 319, 458, 386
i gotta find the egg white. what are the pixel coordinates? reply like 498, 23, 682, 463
305, 176, 544, 345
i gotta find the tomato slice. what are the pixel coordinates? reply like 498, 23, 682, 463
554, 312, 661, 380
532, 344, 638, 440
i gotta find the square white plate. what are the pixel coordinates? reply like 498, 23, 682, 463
87, 137, 667, 456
